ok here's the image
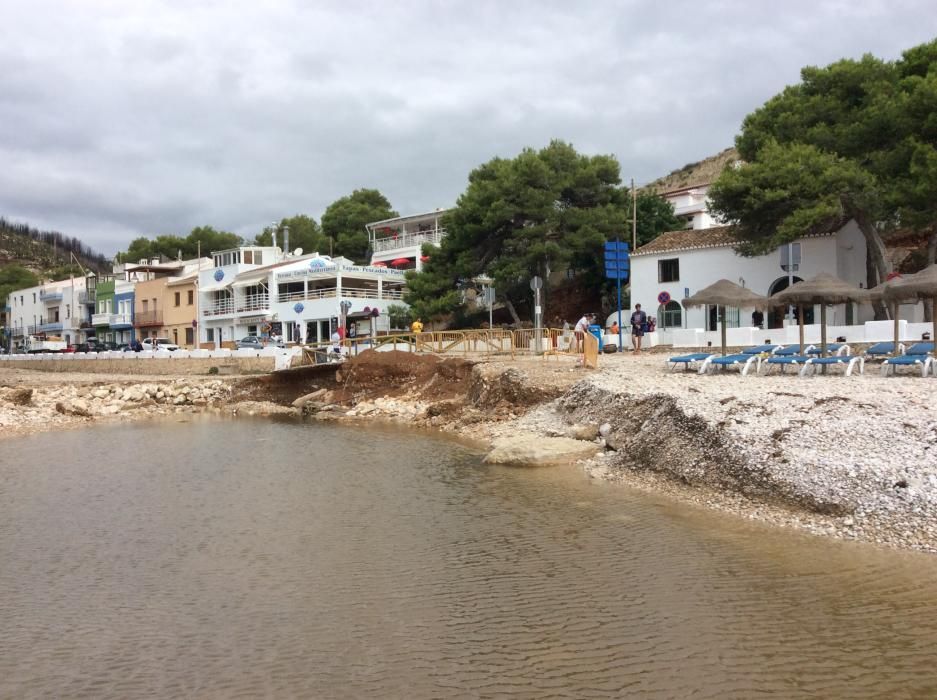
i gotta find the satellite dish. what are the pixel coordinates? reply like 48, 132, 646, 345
294, 248, 303, 256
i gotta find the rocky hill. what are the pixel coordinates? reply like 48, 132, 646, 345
645, 147, 740, 193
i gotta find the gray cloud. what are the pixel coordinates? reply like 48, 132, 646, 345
0, 0, 934, 254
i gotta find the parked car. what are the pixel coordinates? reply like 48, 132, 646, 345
235, 335, 264, 349
141, 337, 180, 352
75, 341, 103, 353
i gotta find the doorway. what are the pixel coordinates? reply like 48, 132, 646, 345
767, 276, 812, 328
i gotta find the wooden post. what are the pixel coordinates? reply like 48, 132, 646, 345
720, 305, 727, 356
893, 302, 901, 356
820, 304, 828, 356
798, 305, 805, 351
631, 178, 637, 250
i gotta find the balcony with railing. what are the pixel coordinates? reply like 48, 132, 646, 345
110, 313, 133, 328
92, 312, 113, 326
372, 229, 445, 253
203, 299, 235, 317
78, 291, 94, 305
237, 293, 269, 313
38, 320, 63, 333
134, 310, 164, 327
275, 286, 404, 304
40, 289, 64, 302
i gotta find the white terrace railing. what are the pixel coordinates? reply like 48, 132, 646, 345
372, 229, 445, 253
238, 293, 269, 312
275, 287, 405, 303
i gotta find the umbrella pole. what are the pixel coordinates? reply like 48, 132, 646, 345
720, 306, 727, 356
893, 302, 901, 357
820, 304, 828, 375
798, 305, 804, 351
932, 295, 936, 361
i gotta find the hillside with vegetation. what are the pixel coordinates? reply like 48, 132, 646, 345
0, 218, 110, 280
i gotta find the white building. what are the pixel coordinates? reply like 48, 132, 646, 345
6, 276, 93, 349
199, 246, 407, 347
661, 183, 722, 230
630, 220, 879, 344
366, 209, 450, 271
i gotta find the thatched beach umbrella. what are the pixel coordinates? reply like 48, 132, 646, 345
883, 264, 937, 353
769, 273, 874, 357
682, 279, 767, 356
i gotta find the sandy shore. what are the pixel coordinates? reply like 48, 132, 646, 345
3, 353, 936, 554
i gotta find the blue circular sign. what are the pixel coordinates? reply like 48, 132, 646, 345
213, 268, 225, 282
293, 302, 304, 314
657, 291, 671, 305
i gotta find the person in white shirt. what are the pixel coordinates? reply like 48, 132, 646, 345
573, 313, 594, 355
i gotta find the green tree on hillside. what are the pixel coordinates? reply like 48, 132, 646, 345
321, 189, 397, 263
709, 39, 937, 319
404, 140, 627, 324
629, 191, 683, 248
0, 265, 39, 306
119, 227, 242, 262
254, 215, 330, 255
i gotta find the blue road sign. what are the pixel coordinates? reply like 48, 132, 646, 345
604, 240, 630, 281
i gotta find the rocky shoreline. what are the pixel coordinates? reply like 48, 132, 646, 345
2, 353, 935, 554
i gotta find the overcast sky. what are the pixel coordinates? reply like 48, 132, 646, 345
1, 1, 934, 254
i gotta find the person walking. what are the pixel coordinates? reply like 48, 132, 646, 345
411, 317, 424, 334
630, 303, 647, 355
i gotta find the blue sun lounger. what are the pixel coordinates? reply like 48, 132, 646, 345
865, 341, 904, 358
762, 354, 813, 374
806, 343, 851, 356
775, 344, 816, 356
800, 355, 865, 377
880, 343, 935, 377
668, 353, 715, 371
698, 344, 782, 376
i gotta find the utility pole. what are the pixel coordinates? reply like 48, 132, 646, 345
196, 241, 201, 349
631, 178, 637, 250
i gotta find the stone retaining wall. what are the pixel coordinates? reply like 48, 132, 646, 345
5, 357, 276, 375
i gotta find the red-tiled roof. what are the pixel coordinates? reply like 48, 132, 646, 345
633, 220, 848, 257
632, 226, 739, 256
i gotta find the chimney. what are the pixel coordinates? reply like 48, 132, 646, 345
283, 225, 290, 257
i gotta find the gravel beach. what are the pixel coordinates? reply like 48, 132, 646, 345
503, 353, 937, 553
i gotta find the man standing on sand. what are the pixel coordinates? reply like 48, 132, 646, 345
630, 303, 647, 354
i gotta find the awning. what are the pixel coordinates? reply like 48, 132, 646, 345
200, 280, 232, 293
389, 258, 411, 267
233, 277, 268, 288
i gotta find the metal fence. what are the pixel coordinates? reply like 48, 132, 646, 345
293, 328, 598, 367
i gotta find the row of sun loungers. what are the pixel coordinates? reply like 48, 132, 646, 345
668, 342, 935, 377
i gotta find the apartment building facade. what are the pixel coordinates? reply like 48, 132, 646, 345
199, 247, 406, 347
